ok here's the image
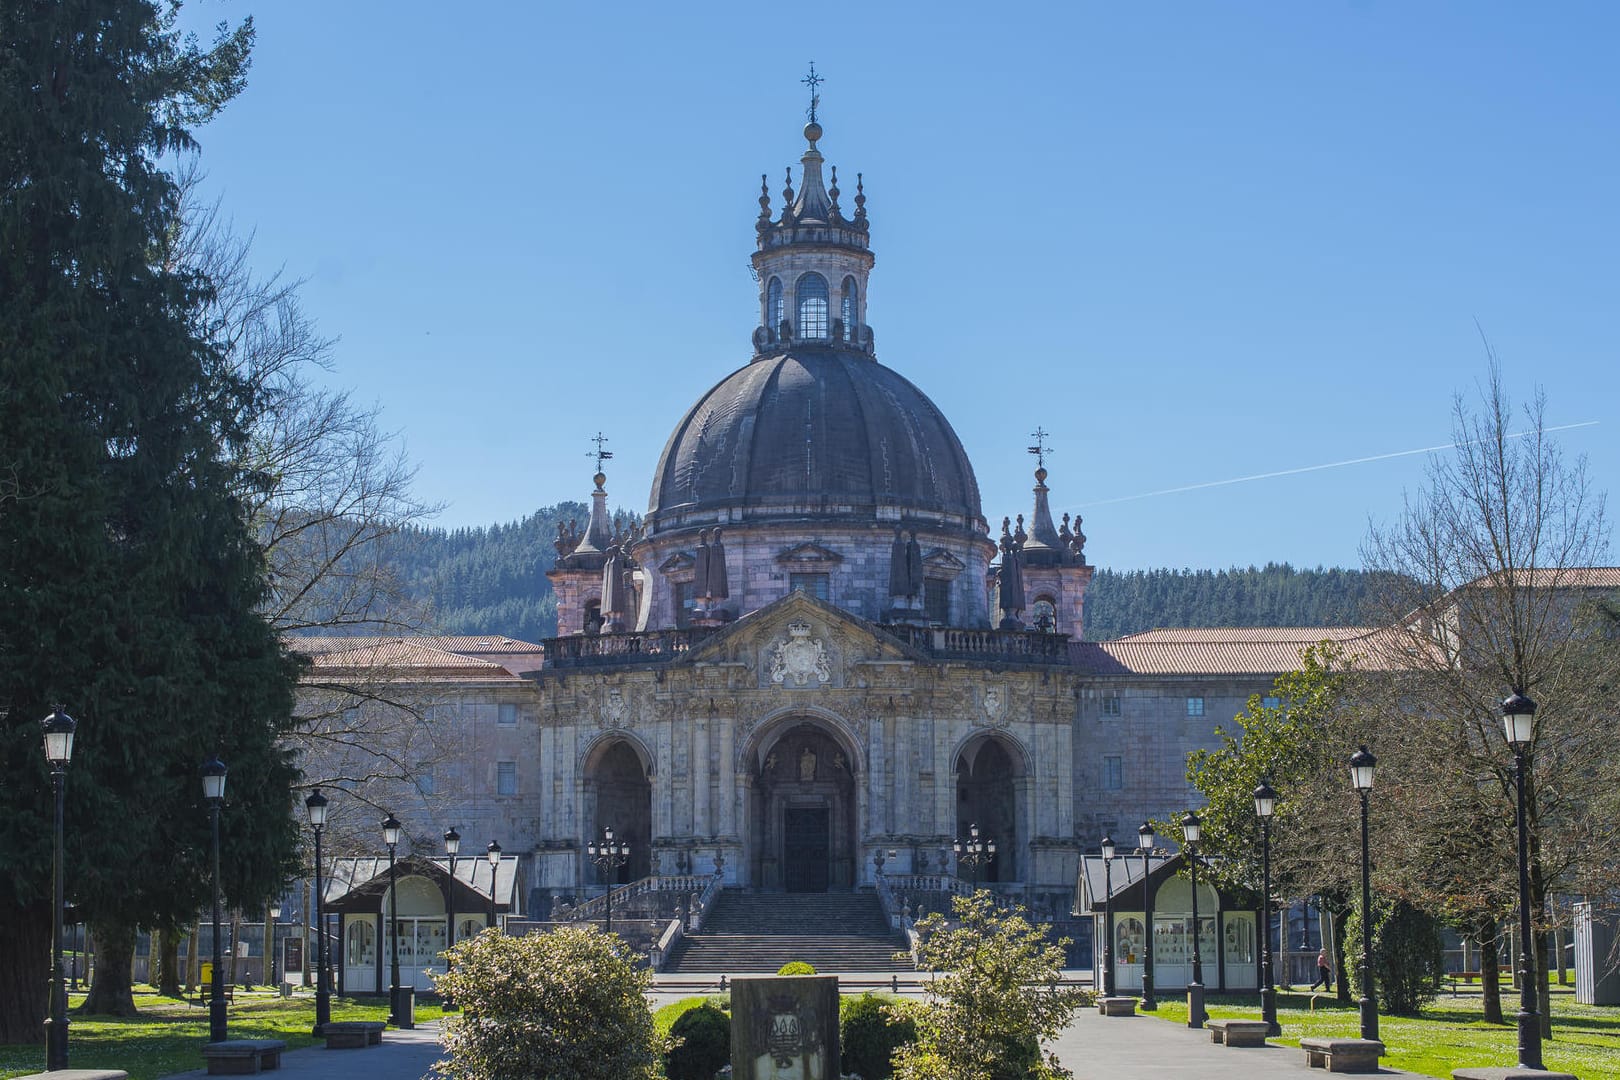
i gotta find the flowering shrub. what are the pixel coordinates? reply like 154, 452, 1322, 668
435, 925, 662, 1080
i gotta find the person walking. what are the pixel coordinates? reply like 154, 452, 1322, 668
1310, 948, 1332, 991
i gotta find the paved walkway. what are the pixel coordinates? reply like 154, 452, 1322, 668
159, 1021, 445, 1080
1052, 1007, 1419, 1080
152, 1002, 1422, 1080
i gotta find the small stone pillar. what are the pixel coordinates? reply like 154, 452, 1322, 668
730, 974, 840, 1080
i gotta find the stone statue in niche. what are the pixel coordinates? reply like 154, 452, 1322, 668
832, 751, 846, 773
764, 752, 778, 775
798, 746, 817, 782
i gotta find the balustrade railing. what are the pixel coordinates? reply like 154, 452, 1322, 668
559, 872, 715, 923
877, 625, 1070, 662
541, 628, 710, 668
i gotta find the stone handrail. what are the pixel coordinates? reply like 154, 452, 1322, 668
541, 628, 711, 668
878, 625, 1071, 662
561, 873, 714, 923
875, 869, 922, 968
649, 916, 684, 971
689, 867, 725, 932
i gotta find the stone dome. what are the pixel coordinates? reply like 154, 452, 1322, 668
647, 347, 984, 533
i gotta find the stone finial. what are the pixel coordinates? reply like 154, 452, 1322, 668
854, 172, 866, 225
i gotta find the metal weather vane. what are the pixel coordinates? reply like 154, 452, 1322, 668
803, 62, 823, 123
1027, 427, 1053, 470
587, 432, 613, 473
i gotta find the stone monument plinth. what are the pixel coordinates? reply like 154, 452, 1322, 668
730, 974, 840, 1080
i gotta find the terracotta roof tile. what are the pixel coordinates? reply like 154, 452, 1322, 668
302, 639, 518, 680
1072, 627, 1402, 676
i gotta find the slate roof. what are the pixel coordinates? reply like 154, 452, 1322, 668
323, 854, 521, 911
647, 346, 984, 531
290, 636, 543, 677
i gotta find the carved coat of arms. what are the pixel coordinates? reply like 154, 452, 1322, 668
978, 683, 1009, 727
770, 620, 832, 688
601, 686, 628, 727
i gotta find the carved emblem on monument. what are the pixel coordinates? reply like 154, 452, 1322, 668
770, 620, 831, 688
766, 994, 805, 1068
601, 686, 628, 727
979, 683, 1009, 728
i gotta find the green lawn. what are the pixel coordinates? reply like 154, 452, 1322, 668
1142, 987, 1620, 1080
0, 988, 446, 1080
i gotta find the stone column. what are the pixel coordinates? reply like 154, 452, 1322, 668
693, 709, 711, 837
655, 723, 674, 840
537, 724, 554, 839
868, 714, 887, 839
718, 720, 736, 837
892, 713, 911, 834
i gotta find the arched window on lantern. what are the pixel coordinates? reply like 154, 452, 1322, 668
766, 277, 784, 340
840, 277, 858, 341
797, 273, 829, 339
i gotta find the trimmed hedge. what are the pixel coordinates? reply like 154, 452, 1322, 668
777, 961, 817, 975
840, 993, 918, 1080
665, 1001, 731, 1080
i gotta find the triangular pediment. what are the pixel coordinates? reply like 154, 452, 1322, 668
775, 542, 844, 566
679, 589, 925, 667
922, 548, 967, 574
659, 551, 696, 574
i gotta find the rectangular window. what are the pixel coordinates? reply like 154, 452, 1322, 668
416, 766, 435, 796
1262, 696, 1282, 709
672, 580, 694, 628
789, 572, 829, 600
498, 702, 518, 726
924, 578, 951, 624
496, 761, 517, 796
1100, 694, 1122, 718
1104, 755, 1123, 791
1186, 697, 1205, 717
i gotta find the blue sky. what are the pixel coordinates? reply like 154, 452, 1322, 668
178, 1, 1617, 570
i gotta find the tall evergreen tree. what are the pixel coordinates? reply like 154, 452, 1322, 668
1, 0, 300, 1035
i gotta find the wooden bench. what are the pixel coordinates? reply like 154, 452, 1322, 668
1449, 970, 1482, 994
191, 986, 236, 1007
323, 1020, 387, 1048
1300, 1037, 1384, 1073
1207, 1019, 1272, 1047
202, 1039, 286, 1075
1096, 996, 1138, 1016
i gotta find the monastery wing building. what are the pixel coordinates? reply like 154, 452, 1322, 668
296, 107, 1424, 982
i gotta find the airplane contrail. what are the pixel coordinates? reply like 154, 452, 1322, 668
1070, 421, 1601, 509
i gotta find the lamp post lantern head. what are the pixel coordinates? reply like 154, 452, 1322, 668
1254, 778, 1277, 819
444, 826, 461, 857
1137, 821, 1154, 851
382, 813, 402, 849
304, 788, 328, 828
1349, 746, 1377, 791
486, 839, 502, 866
1101, 835, 1115, 861
201, 757, 227, 803
1181, 810, 1202, 845
1501, 692, 1537, 749
604, 825, 614, 844
269, 902, 282, 920
41, 709, 77, 768
970, 822, 980, 840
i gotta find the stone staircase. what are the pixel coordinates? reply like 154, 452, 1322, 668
664, 890, 911, 974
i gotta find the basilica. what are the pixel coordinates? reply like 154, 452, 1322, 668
300, 105, 1373, 988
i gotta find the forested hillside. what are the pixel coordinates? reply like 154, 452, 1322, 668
1082, 564, 1382, 639
383, 504, 1380, 642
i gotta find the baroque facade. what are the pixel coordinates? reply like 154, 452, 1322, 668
298, 111, 1383, 942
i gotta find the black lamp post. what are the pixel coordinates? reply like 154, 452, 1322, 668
382, 813, 402, 1025
1349, 745, 1378, 1041
953, 823, 995, 890
1138, 821, 1157, 1011
486, 840, 503, 929
201, 756, 229, 1044
1182, 810, 1207, 1028
305, 788, 330, 1035
444, 827, 461, 950
1100, 835, 1117, 998
268, 903, 282, 989
42, 708, 76, 1071
1502, 692, 1543, 1070
1254, 778, 1280, 1036
587, 827, 629, 933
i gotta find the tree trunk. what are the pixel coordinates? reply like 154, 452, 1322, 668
187, 924, 200, 992
1329, 897, 1353, 1004
157, 930, 182, 997
1479, 917, 1503, 1024
0, 897, 53, 1044
78, 921, 139, 1017
1533, 871, 1551, 1040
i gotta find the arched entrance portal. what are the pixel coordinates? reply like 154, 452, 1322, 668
747, 721, 858, 891
955, 735, 1025, 883
583, 738, 652, 883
